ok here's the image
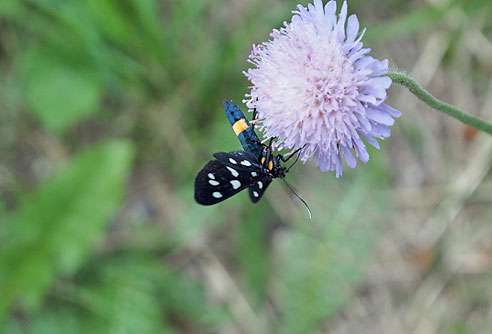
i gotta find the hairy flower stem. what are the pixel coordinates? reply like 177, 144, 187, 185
386, 70, 492, 136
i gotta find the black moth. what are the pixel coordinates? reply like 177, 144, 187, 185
194, 149, 292, 205
194, 101, 306, 210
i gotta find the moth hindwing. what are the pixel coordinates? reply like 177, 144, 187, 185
248, 176, 272, 203
194, 151, 266, 205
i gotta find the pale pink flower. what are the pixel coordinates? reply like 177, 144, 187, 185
243, 0, 400, 177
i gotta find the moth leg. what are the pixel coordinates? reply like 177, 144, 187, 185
251, 108, 258, 131
279, 145, 304, 163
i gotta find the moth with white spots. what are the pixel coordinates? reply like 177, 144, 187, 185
194, 101, 309, 217
194, 150, 275, 205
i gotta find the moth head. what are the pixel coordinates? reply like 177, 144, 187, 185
272, 155, 287, 178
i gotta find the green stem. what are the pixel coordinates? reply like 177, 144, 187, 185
385, 70, 492, 136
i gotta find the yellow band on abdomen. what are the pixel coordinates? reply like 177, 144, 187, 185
232, 119, 249, 136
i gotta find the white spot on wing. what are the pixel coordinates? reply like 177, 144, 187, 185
251, 172, 257, 177
240, 160, 252, 166
229, 158, 237, 164
208, 173, 215, 179
226, 166, 239, 177
230, 180, 241, 189
253, 191, 259, 197
258, 181, 263, 189
209, 180, 219, 186
212, 192, 222, 198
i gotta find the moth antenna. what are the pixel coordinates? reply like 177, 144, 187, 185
282, 179, 312, 220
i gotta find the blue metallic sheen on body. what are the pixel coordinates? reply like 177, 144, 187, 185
223, 100, 263, 158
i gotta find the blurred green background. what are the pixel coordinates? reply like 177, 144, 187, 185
1, 0, 492, 333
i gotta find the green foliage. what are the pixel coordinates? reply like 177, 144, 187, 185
27, 309, 85, 334
0, 254, 226, 334
279, 174, 385, 333
0, 1, 22, 17
20, 48, 102, 133
76, 255, 227, 333
0, 141, 134, 314
237, 206, 271, 307
71, 256, 180, 334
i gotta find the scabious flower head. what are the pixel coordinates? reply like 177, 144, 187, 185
243, 0, 401, 177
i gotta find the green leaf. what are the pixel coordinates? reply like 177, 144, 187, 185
29, 309, 82, 334
0, 317, 23, 334
162, 268, 229, 328
0, 140, 135, 316
20, 48, 102, 133
73, 256, 177, 334
0, 0, 22, 17
85, 0, 130, 46
237, 207, 270, 307
278, 174, 388, 334
70, 254, 226, 333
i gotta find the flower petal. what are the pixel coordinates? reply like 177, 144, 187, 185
342, 146, 357, 168
360, 132, 381, 149
378, 103, 402, 117
346, 14, 359, 44
366, 107, 395, 126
